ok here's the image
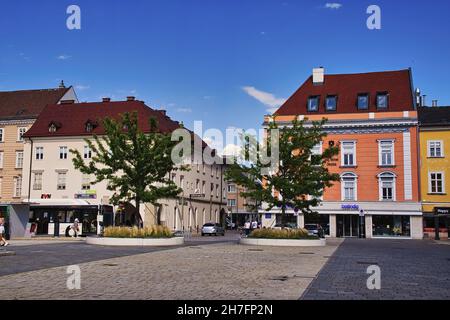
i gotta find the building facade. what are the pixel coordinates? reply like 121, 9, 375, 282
226, 183, 258, 227
0, 84, 77, 238
20, 98, 226, 237
261, 68, 423, 239
419, 106, 450, 240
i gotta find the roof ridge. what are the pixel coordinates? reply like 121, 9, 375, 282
0, 87, 68, 93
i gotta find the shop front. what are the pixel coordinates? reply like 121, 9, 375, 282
423, 207, 450, 240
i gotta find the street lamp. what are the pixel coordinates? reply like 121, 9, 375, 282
359, 209, 365, 239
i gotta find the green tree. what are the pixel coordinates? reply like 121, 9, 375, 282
71, 111, 185, 227
225, 118, 339, 225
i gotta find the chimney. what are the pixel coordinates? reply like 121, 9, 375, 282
59, 80, 65, 88
60, 99, 75, 105
159, 110, 167, 116
432, 100, 438, 107
421, 95, 427, 107
102, 97, 111, 102
127, 96, 135, 101
313, 67, 325, 85
415, 88, 421, 107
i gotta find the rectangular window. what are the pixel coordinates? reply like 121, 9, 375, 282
216, 184, 219, 197
228, 184, 236, 193
341, 141, 356, 166
216, 167, 219, 178
18, 127, 27, 141
307, 96, 320, 112
381, 180, 394, 200
429, 172, 444, 194
59, 146, 68, 159
82, 174, 91, 190
357, 94, 369, 110
16, 151, 24, 168
227, 199, 236, 207
36, 146, 44, 160
195, 179, 200, 193
57, 172, 67, 190
377, 93, 389, 109
0, 128, 4, 142
33, 172, 43, 190
326, 96, 337, 111
84, 145, 92, 159
14, 176, 22, 197
202, 181, 206, 194
343, 181, 355, 201
0, 152, 3, 168
379, 140, 394, 166
428, 141, 443, 158
180, 175, 184, 189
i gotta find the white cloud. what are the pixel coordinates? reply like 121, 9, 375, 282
57, 55, 72, 60
75, 85, 90, 90
242, 86, 286, 113
176, 108, 192, 113
324, 3, 342, 9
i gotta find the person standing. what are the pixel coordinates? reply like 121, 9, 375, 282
71, 218, 80, 238
0, 217, 9, 247
244, 221, 251, 237
251, 220, 258, 231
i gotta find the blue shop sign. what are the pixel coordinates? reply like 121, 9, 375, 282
341, 204, 359, 211
265, 213, 272, 219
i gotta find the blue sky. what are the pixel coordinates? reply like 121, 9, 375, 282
1, 0, 450, 151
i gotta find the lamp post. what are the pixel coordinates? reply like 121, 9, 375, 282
359, 209, 365, 239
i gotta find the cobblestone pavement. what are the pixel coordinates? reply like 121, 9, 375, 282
0, 238, 342, 300
302, 238, 450, 300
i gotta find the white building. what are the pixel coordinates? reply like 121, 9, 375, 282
21, 98, 227, 236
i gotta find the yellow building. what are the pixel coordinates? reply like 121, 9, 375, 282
0, 84, 77, 238
419, 106, 450, 240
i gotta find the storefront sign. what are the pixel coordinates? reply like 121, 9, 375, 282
265, 213, 272, 219
435, 207, 450, 215
75, 190, 97, 199
341, 204, 359, 211
41, 194, 51, 199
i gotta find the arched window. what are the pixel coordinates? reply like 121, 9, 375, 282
378, 172, 397, 201
341, 172, 358, 201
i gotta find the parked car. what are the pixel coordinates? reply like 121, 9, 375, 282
201, 223, 225, 236
272, 223, 297, 230
304, 224, 325, 238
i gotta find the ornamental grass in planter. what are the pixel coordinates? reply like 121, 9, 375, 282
249, 228, 318, 240
103, 226, 173, 238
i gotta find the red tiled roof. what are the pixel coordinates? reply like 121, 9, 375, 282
274, 69, 415, 115
0, 87, 70, 120
24, 100, 182, 138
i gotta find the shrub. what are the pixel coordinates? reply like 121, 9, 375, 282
103, 226, 173, 238
249, 228, 318, 240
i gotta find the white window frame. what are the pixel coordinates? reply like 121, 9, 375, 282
228, 184, 236, 193
378, 172, 397, 201
59, 146, 68, 160
57, 171, 67, 190
84, 145, 92, 159
0, 151, 3, 169
340, 172, 358, 201
33, 172, 43, 191
13, 176, 22, 198
82, 174, 91, 190
427, 140, 444, 158
341, 141, 357, 167
378, 140, 395, 166
0, 128, 4, 142
35, 146, 44, 160
428, 172, 445, 194
227, 199, 236, 207
17, 127, 27, 142
15, 151, 24, 169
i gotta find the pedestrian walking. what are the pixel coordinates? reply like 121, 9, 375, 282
0, 217, 9, 247
71, 218, 80, 238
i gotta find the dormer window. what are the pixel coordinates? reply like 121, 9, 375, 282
357, 94, 369, 110
307, 96, 320, 112
85, 120, 98, 133
377, 92, 389, 109
48, 122, 61, 133
326, 95, 337, 111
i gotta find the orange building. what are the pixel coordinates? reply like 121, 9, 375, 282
262, 68, 423, 239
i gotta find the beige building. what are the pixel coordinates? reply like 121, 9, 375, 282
20, 98, 226, 236
0, 84, 77, 238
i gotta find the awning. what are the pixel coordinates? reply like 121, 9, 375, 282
24, 198, 97, 207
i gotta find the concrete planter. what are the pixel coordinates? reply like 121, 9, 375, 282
86, 236, 184, 247
240, 237, 326, 247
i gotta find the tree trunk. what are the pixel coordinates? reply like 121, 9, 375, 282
135, 196, 143, 228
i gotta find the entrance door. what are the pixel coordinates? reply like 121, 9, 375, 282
337, 215, 360, 238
